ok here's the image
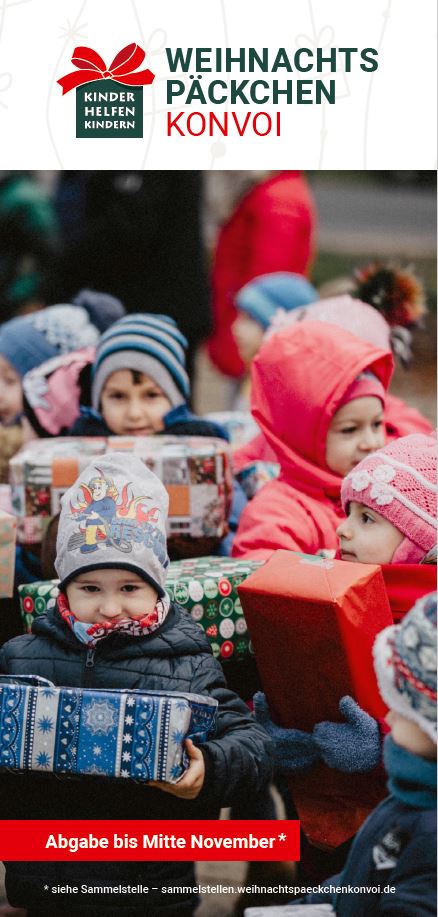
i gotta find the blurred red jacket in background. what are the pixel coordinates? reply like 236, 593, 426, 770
207, 170, 316, 378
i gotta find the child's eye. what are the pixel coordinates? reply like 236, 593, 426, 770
373, 419, 383, 429
108, 392, 125, 401
81, 585, 100, 593
121, 584, 140, 593
340, 426, 357, 435
144, 391, 161, 400
361, 512, 374, 524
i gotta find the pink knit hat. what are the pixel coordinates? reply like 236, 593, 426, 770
341, 433, 437, 563
338, 370, 386, 410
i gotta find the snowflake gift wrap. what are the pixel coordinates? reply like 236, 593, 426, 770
0, 676, 217, 783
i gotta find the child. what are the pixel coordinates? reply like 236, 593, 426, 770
232, 321, 393, 560
0, 453, 272, 917
233, 296, 433, 478
231, 272, 318, 406
337, 432, 437, 565
0, 292, 125, 427
255, 433, 437, 775
291, 592, 437, 916
70, 313, 227, 440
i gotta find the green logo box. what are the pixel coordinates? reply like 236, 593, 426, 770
76, 79, 143, 138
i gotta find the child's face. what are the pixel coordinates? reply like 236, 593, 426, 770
337, 501, 404, 564
100, 370, 171, 436
66, 569, 158, 624
326, 396, 385, 477
0, 355, 23, 425
232, 312, 264, 365
386, 711, 436, 760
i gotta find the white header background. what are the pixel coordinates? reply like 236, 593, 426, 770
0, 0, 436, 169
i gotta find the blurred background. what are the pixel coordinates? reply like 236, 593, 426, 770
0, 168, 436, 915
0, 169, 435, 425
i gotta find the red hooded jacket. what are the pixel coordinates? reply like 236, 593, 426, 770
232, 323, 394, 559
232, 392, 433, 474
207, 171, 316, 378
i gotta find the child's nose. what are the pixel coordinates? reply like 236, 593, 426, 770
126, 399, 143, 418
336, 519, 350, 538
99, 599, 122, 618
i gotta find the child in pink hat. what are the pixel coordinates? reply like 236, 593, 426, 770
338, 433, 437, 565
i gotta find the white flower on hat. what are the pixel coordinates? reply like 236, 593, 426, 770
370, 483, 394, 505
372, 464, 396, 484
419, 645, 436, 671
403, 624, 419, 648
351, 470, 371, 491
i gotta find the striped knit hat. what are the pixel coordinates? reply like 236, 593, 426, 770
91, 314, 190, 411
342, 433, 437, 564
373, 592, 437, 742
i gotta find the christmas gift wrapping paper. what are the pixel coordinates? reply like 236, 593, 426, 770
10, 436, 233, 546
235, 460, 280, 499
0, 509, 17, 598
203, 411, 260, 448
238, 550, 394, 849
0, 676, 217, 783
166, 556, 263, 661
19, 579, 60, 633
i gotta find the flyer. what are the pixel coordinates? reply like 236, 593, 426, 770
0, 1, 436, 916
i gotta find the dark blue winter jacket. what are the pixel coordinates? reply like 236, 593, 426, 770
299, 737, 437, 916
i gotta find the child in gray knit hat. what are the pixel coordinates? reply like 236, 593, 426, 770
0, 452, 272, 917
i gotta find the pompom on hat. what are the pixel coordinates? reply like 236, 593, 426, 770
373, 592, 437, 743
72, 288, 126, 332
341, 433, 437, 564
55, 452, 169, 595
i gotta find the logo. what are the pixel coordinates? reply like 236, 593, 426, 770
58, 43, 155, 138
67, 470, 166, 565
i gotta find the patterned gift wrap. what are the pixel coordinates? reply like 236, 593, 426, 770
203, 412, 260, 448
0, 676, 217, 783
10, 436, 233, 545
166, 556, 263, 661
9, 438, 107, 544
18, 579, 60, 633
0, 510, 17, 599
235, 461, 280, 500
107, 436, 233, 540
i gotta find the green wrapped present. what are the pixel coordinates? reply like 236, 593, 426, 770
166, 556, 263, 661
18, 579, 60, 633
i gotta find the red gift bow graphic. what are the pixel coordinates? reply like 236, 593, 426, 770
57, 43, 155, 95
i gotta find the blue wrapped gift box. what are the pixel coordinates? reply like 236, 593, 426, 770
0, 676, 217, 783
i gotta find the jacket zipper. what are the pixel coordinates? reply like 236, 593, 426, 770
83, 647, 96, 687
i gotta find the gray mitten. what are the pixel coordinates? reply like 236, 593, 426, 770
253, 692, 321, 774
313, 696, 381, 773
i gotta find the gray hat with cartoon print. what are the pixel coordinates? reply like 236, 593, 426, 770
55, 452, 169, 595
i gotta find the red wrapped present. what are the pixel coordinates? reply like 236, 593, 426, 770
381, 563, 436, 623
238, 550, 394, 849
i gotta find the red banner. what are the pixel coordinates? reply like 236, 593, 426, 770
58, 43, 155, 94
0, 820, 300, 861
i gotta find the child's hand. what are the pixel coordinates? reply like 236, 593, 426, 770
313, 696, 381, 773
253, 692, 320, 773
148, 739, 205, 799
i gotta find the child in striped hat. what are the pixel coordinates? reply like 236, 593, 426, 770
70, 313, 226, 440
